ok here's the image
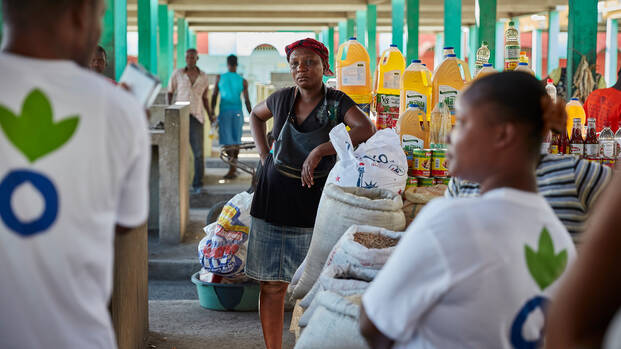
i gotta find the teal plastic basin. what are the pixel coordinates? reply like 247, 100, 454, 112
191, 272, 260, 311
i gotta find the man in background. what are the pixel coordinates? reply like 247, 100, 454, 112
90, 45, 107, 74
168, 48, 214, 193
0, 0, 150, 348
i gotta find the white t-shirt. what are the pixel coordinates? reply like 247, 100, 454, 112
0, 53, 149, 348
363, 188, 577, 349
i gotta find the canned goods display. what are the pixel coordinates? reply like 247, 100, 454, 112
431, 149, 448, 177
404, 147, 414, 169
434, 177, 450, 185
406, 176, 418, 189
417, 176, 434, 187
412, 149, 431, 177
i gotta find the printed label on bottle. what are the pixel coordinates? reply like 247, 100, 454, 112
402, 134, 424, 149
383, 70, 401, 90
570, 143, 584, 156
438, 85, 459, 115
541, 142, 550, 154
602, 141, 616, 158
375, 93, 401, 129
585, 143, 599, 157
341, 61, 367, 86
505, 46, 520, 60
405, 91, 427, 114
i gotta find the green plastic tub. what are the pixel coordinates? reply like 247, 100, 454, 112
191, 272, 260, 311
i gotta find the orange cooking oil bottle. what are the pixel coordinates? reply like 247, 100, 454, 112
400, 59, 432, 123
336, 37, 372, 115
374, 44, 406, 129
475, 63, 497, 79
565, 97, 586, 137
431, 51, 471, 125
397, 103, 429, 149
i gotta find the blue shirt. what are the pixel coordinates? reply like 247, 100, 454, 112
218, 71, 244, 111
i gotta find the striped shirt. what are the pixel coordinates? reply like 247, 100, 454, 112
446, 154, 611, 236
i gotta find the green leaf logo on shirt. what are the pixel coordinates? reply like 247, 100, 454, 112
0, 89, 79, 163
525, 227, 568, 291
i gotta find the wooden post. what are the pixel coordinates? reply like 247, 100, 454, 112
110, 224, 149, 349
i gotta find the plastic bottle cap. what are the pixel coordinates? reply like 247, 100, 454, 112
412, 59, 421, 63
390, 44, 398, 47
409, 103, 416, 107
518, 62, 528, 65
482, 40, 488, 46
547, 78, 553, 83
349, 37, 357, 40
483, 63, 492, 67
422, 64, 427, 66
443, 46, 454, 50
571, 97, 579, 101
520, 51, 526, 55
509, 21, 515, 26
446, 54, 457, 57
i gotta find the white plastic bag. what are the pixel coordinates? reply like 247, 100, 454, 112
327, 123, 407, 195
217, 191, 253, 234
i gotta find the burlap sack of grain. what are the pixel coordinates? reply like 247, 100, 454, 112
295, 291, 369, 349
291, 185, 405, 300
402, 184, 447, 226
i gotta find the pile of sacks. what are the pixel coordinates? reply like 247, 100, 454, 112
294, 225, 403, 348
198, 192, 253, 283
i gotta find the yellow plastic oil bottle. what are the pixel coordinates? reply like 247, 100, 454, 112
400, 59, 432, 123
397, 104, 429, 149
373, 44, 406, 129
475, 63, 497, 79
336, 37, 372, 115
431, 50, 471, 125
566, 97, 586, 137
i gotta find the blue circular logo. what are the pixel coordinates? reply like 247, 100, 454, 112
510, 295, 550, 349
0, 169, 59, 237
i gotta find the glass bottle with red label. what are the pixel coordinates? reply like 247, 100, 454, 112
559, 128, 570, 154
569, 117, 584, 157
584, 118, 599, 159
599, 121, 616, 159
549, 133, 560, 154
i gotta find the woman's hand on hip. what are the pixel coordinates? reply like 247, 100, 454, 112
260, 152, 269, 166
301, 148, 323, 188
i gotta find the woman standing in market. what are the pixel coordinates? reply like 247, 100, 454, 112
246, 38, 375, 349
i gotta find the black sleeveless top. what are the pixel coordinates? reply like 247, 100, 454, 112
250, 86, 356, 228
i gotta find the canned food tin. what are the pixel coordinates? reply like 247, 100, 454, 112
406, 176, 418, 189
602, 158, 616, 168
431, 149, 448, 177
412, 149, 431, 177
404, 147, 414, 169
417, 176, 434, 187
434, 177, 450, 185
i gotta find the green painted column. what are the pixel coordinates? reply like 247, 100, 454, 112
367, 4, 378, 75
346, 18, 355, 39
138, 0, 158, 74
406, 0, 419, 62
475, 0, 497, 67
338, 21, 347, 45
100, 0, 127, 81
328, 26, 335, 71
566, 0, 597, 98
444, 0, 461, 57
190, 30, 197, 49
532, 29, 542, 79
468, 25, 478, 74
494, 21, 504, 71
356, 10, 367, 46
547, 10, 560, 74
392, 0, 405, 49
177, 18, 187, 68
158, 5, 174, 86
605, 18, 618, 87
0, 5, 3, 46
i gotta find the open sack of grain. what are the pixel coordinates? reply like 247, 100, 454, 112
292, 225, 403, 348
402, 184, 447, 226
290, 185, 405, 300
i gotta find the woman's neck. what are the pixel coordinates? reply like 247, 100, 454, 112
298, 83, 323, 102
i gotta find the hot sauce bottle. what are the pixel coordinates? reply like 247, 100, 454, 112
569, 117, 584, 157
549, 133, 560, 154
584, 118, 599, 159
559, 128, 570, 154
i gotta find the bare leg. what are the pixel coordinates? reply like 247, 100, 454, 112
259, 281, 288, 349
224, 145, 240, 179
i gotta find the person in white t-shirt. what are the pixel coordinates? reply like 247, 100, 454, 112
0, 1, 149, 348
360, 72, 577, 349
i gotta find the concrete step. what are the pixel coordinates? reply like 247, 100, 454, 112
204, 156, 260, 169
149, 258, 201, 281
190, 184, 250, 209
149, 280, 198, 301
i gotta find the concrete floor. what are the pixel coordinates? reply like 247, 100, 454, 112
147, 299, 296, 349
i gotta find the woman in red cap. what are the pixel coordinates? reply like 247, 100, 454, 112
246, 38, 375, 348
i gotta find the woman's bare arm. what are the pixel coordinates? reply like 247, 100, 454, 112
249, 100, 273, 165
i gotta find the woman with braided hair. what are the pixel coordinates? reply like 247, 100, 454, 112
246, 38, 374, 348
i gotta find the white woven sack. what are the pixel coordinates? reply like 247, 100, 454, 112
291, 184, 405, 299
